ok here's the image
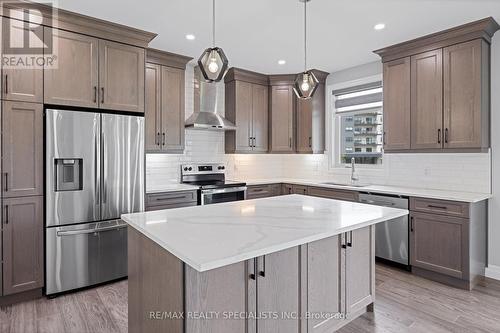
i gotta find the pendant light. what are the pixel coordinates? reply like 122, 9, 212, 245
198, 0, 228, 82
293, 0, 319, 99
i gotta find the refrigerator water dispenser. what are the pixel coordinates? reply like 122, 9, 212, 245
55, 158, 83, 191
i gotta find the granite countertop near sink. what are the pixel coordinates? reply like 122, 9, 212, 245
234, 178, 491, 203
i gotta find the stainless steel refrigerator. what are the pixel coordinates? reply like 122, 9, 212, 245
45, 109, 144, 295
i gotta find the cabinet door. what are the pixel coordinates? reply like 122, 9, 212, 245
234, 81, 253, 152
2, 101, 43, 198
410, 50, 443, 149
2, 196, 44, 295
2, 18, 43, 103
99, 40, 145, 113
410, 212, 468, 279
161, 66, 185, 152
43, 28, 99, 108
443, 40, 485, 149
270, 85, 294, 152
145, 64, 162, 152
292, 185, 308, 195
251, 84, 268, 152
383, 57, 411, 151
257, 247, 301, 333
345, 226, 375, 315
296, 98, 313, 153
281, 184, 293, 195
308, 235, 344, 333
185, 261, 248, 333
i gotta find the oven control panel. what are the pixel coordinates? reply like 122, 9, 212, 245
181, 163, 225, 175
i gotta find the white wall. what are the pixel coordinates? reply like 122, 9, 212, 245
486, 33, 500, 279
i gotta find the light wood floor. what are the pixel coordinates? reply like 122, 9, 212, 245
1, 264, 500, 333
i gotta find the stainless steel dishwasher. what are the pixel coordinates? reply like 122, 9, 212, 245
359, 193, 410, 268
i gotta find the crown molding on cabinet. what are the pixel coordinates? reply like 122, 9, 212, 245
224, 67, 269, 86
1, 0, 157, 48
374, 17, 500, 62
146, 48, 193, 69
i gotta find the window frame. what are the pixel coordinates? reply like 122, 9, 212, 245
327, 74, 384, 171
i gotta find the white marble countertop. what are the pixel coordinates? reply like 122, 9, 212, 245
122, 195, 408, 272
236, 178, 491, 203
146, 183, 198, 194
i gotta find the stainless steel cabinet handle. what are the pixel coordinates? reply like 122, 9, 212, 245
259, 256, 266, 277
341, 233, 347, 249
309, 137, 312, 148
162, 132, 166, 146
427, 204, 447, 210
383, 131, 387, 145
438, 129, 441, 144
252, 137, 256, 148
4, 205, 8, 224
347, 231, 353, 247
155, 196, 187, 201
4, 74, 8, 94
410, 216, 414, 232
249, 259, 256, 280
445, 128, 449, 143
101, 87, 105, 104
93, 86, 97, 103
289, 137, 292, 148
3, 173, 8, 192
249, 137, 252, 148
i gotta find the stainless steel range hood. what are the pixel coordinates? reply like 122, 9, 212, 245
185, 66, 236, 130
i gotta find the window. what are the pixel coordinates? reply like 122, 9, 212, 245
332, 81, 383, 166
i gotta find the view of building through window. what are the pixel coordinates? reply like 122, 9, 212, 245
340, 110, 383, 164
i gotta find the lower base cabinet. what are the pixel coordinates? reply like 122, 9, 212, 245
128, 225, 375, 333
308, 226, 375, 333
2, 196, 44, 296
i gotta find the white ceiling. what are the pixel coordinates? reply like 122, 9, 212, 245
54, 0, 500, 74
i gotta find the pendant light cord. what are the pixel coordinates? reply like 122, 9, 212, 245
212, 0, 216, 47
304, 0, 307, 72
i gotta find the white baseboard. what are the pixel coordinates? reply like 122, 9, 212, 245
485, 265, 500, 281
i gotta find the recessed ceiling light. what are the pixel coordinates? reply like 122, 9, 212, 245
185, 34, 196, 40
278, 60, 286, 65
374, 23, 385, 31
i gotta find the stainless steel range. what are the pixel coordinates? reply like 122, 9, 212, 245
45, 109, 144, 295
181, 163, 246, 205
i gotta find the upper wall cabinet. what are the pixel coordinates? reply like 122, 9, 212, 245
99, 40, 145, 113
145, 49, 192, 153
2, 18, 43, 103
44, 28, 99, 108
295, 70, 328, 154
383, 58, 411, 151
43, 29, 146, 113
375, 17, 499, 152
269, 83, 295, 153
225, 68, 269, 154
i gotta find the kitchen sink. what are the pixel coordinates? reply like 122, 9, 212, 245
321, 182, 369, 188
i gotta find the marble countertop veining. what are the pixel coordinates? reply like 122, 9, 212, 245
234, 178, 491, 203
122, 195, 408, 272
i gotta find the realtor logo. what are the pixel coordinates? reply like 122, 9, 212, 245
1, 1, 58, 69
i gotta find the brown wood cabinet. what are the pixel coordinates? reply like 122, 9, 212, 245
296, 71, 327, 154
382, 58, 411, 151
43, 28, 99, 108
145, 190, 197, 211
308, 187, 359, 202
375, 18, 498, 152
2, 18, 43, 103
269, 85, 294, 153
246, 184, 281, 200
2, 102, 43, 198
225, 69, 269, 154
145, 49, 191, 153
410, 49, 443, 150
99, 40, 145, 113
443, 39, 489, 149
2, 196, 44, 295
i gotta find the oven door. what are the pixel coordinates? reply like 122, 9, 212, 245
201, 187, 247, 205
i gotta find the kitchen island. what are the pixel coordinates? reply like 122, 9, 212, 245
122, 194, 408, 333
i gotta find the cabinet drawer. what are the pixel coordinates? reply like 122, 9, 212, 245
146, 201, 198, 212
292, 185, 309, 195
410, 197, 469, 218
246, 184, 280, 199
146, 191, 197, 207
308, 187, 359, 202
281, 184, 293, 195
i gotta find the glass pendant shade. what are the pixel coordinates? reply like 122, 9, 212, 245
198, 47, 228, 82
293, 70, 319, 99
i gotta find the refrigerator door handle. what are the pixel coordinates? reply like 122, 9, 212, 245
102, 132, 107, 204
95, 131, 100, 205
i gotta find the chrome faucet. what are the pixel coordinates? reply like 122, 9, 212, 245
350, 158, 359, 184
